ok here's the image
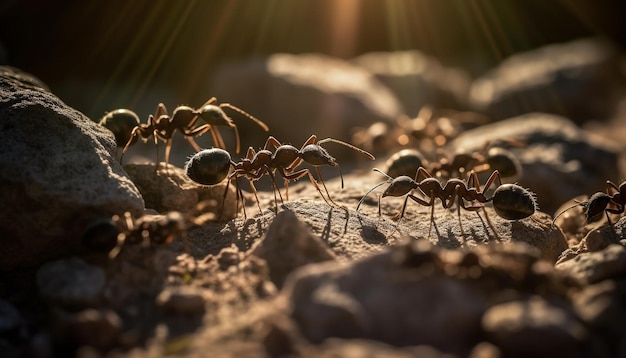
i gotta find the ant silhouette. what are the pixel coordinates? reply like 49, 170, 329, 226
185, 135, 375, 218
357, 167, 537, 238
82, 211, 191, 259
552, 180, 626, 240
102, 97, 269, 166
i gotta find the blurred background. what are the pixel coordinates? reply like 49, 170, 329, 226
0, 0, 625, 166
1, 0, 624, 111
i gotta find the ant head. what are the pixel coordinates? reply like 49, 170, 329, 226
300, 144, 337, 166
492, 184, 537, 220
99, 109, 140, 147
383, 176, 418, 198
185, 148, 233, 185
385, 149, 426, 179
197, 105, 231, 126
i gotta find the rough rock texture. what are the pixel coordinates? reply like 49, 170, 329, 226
208, 53, 403, 152
352, 50, 471, 116
0, 68, 144, 270
448, 113, 621, 214
283, 240, 578, 356
469, 38, 626, 123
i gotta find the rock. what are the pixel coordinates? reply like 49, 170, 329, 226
157, 286, 206, 315
251, 210, 337, 289
283, 240, 576, 356
284, 243, 487, 355
0, 299, 22, 334
573, 279, 626, 357
36, 258, 106, 308
51, 309, 121, 352
208, 53, 402, 152
0, 67, 144, 270
448, 113, 620, 214
123, 162, 238, 220
352, 50, 471, 116
481, 296, 587, 358
470, 38, 626, 123
556, 244, 626, 284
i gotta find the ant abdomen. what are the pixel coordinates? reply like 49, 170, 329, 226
492, 184, 537, 220
385, 149, 426, 179
185, 148, 232, 185
99, 109, 140, 148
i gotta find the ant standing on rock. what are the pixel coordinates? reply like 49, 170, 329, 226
100, 97, 268, 166
553, 180, 626, 240
184, 135, 375, 218
357, 167, 537, 238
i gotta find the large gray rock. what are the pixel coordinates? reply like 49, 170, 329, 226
470, 38, 626, 123
0, 68, 144, 270
208, 53, 403, 152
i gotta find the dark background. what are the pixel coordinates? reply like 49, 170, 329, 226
0, 0, 625, 120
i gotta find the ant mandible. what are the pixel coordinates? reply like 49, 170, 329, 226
552, 180, 626, 240
103, 97, 268, 166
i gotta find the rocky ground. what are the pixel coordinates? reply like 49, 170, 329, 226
2, 37, 626, 358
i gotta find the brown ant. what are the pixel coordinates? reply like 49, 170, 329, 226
106, 97, 268, 166
382, 140, 522, 186
552, 180, 626, 240
82, 211, 191, 259
357, 167, 536, 237
184, 135, 375, 218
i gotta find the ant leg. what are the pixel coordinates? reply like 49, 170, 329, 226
232, 124, 241, 154
163, 138, 174, 168
120, 127, 141, 164
246, 178, 263, 214
263, 136, 283, 151
314, 166, 346, 209
413, 166, 434, 182
212, 127, 227, 150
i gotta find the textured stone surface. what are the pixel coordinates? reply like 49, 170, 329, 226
0, 68, 144, 270
469, 38, 626, 123
282, 240, 577, 356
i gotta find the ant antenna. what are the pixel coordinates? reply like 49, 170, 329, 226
551, 201, 583, 226
356, 168, 393, 211
317, 138, 376, 160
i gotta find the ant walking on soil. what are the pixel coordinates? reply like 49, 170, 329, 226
185, 135, 375, 218
101, 97, 268, 166
357, 167, 537, 238
552, 180, 626, 240
82, 211, 192, 259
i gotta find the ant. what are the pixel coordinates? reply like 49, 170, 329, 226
552, 180, 626, 240
102, 97, 269, 166
357, 167, 537, 238
82, 211, 191, 259
383, 140, 522, 184
184, 135, 375, 218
